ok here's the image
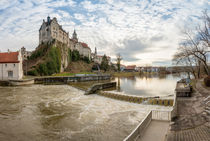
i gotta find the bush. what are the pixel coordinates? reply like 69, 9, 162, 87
27, 69, 39, 76
72, 50, 80, 61
82, 56, 90, 64
29, 44, 49, 60
204, 76, 210, 87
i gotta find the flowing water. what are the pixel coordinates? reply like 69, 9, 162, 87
0, 74, 180, 141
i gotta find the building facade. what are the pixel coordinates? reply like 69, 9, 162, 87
0, 51, 23, 80
39, 16, 91, 59
21, 46, 32, 60
92, 47, 111, 65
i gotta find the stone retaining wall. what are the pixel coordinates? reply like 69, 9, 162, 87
85, 82, 116, 95
35, 74, 111, 84
0, 79, 34, 86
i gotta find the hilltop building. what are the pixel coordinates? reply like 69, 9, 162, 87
0, 51, 23, 80
21, 46, 32, 60
92, 47, 111, 65
39, 16, 91, 59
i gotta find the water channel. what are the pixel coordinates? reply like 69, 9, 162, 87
0, 74, 183, 141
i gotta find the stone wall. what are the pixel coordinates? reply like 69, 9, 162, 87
34, 74, 111, 84
84, 82, 116, 95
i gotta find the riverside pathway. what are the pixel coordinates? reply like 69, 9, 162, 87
137, 121, 169, 141
166, 79, 210, 141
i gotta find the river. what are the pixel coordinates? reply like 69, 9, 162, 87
0, 74, 180, 141
113, 73, 184, 97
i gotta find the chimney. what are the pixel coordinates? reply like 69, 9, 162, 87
8, 49, 10, 53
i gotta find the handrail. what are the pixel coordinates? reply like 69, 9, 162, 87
124, 94, 178, 141
123, 111, 152, 141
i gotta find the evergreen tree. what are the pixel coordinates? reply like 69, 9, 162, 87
100, 55, 109, 72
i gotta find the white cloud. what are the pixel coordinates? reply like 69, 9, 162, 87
0, 0, 209, 66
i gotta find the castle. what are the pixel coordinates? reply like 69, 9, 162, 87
39, 16, 91, 59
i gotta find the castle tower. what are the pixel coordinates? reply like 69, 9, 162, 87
72, 29, 78, 42
95, 47, 97, 55
47, 16, 50, 25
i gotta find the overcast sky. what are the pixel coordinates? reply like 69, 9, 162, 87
0, 0, 209, 66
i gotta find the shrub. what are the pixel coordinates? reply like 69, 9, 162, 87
204, 76, 210, 87
27, 69, 39, 76
82, 56, 90, 64
72, 50, 80, 61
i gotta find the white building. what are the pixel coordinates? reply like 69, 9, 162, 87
0, 51, 23, 80
92, 47, 111, 65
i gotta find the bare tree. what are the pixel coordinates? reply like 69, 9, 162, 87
172, 43, 199, 78
173, 11, 210, 77
198, 10, 210, 49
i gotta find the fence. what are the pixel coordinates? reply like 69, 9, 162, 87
152, 110, 171, 121
124, 95, 177, 141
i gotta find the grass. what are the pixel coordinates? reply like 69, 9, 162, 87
52, 72, 95, 76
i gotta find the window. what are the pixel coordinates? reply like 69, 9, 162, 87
14, 64, 15, 67
5, 64, 7, 67
8, 71, 13, 78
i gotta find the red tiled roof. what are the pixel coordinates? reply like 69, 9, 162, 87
81, 42, 90, 49
0, 52, 19, 63
125, 65, 136, 69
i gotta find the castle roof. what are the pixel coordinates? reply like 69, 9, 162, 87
0, 52, 19, 63
81, 42, 91, 50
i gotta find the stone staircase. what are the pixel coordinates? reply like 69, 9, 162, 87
167, 125, 210, 141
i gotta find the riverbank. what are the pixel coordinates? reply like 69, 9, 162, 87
166, 79, 210, 141
111, 72, 140, 77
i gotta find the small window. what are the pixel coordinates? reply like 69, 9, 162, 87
14, 64, 15, 67
8, 71, 13, 78
5, 64, 7, 67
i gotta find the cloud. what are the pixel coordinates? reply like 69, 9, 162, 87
0, 0, 209, 66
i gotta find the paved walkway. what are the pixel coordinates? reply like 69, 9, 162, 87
166, 79, 210, 141
137, 120, 169, 141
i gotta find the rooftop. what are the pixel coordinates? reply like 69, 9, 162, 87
0, 52, 19, 63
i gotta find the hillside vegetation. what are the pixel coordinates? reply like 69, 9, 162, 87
26, 41, 92, 76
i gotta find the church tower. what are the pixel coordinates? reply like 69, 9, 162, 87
95, 47, 97, 55
72, 29, 78, 42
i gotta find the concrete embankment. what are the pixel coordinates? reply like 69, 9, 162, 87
0, 79, 34, 86
98, 91, 174, 106
85, 82, 116, 95
35, 74, 111, 84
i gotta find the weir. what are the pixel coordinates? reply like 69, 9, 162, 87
98, 91, 174, 106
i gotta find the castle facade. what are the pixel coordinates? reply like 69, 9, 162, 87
39, 16, 91, 59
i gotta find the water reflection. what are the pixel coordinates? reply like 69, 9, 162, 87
114, 74, 184, 97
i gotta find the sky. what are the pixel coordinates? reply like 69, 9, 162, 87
0, 0, 209, 66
